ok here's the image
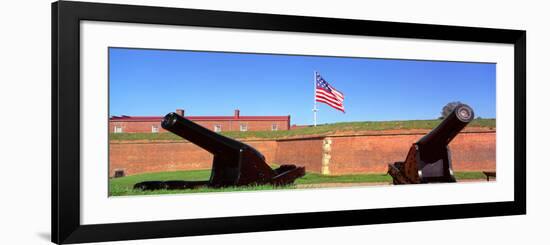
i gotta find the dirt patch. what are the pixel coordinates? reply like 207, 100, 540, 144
297, 182, 390, 188
296, 178, 493, 189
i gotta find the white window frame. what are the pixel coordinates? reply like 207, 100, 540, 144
214, 125, 222, 132
114, 125, 123, 133
271, 124, 279, 131
240, 124, 248, 132
151, 125, 159, 133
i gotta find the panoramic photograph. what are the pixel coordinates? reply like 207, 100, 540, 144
108, 47, 496, 196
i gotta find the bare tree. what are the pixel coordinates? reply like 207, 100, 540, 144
439, 101, 463, 119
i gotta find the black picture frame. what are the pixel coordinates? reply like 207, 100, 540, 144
52, 1, 526, 244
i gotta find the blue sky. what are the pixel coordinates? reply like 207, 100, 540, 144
109, 47, 496, 125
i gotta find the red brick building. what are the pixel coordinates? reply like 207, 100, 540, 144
109, 109, 291, 133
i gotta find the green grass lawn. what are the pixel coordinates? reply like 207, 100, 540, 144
109, 118, 496, 141
109, 169, 488, 196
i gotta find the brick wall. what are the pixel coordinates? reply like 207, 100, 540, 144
327, 131, 496, 174
110, 140, 278, 176
109, 131, 496, 177
275, 137, 324, 173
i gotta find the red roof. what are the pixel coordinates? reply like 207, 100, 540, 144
109, 115, 290, 122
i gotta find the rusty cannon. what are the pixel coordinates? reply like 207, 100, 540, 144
388, 103, 474, 184
134, 112, 305, 190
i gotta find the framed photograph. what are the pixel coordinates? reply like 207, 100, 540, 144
52, 1, 526, 244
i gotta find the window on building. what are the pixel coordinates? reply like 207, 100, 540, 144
151, 125, 159, 133
214, 125, 222, 133
114, 125, 123, 133
271, 124, 279, 131
240, 124, 248, 132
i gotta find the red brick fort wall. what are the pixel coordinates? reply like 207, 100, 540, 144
109, 131, 496, 177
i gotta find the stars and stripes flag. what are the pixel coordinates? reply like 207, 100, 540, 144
315, 72, 345, 113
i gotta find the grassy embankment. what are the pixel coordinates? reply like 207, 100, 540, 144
109, 169, 487, 196
109, 118, 495, 141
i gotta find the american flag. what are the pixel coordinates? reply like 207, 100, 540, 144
315, 72, 345, 112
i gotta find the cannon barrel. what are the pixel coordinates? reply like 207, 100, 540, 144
417, 103, 474, 150
161, 112, 261, 158
387, 103, 474, 184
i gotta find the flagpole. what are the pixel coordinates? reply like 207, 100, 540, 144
313, 71, 318, 127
